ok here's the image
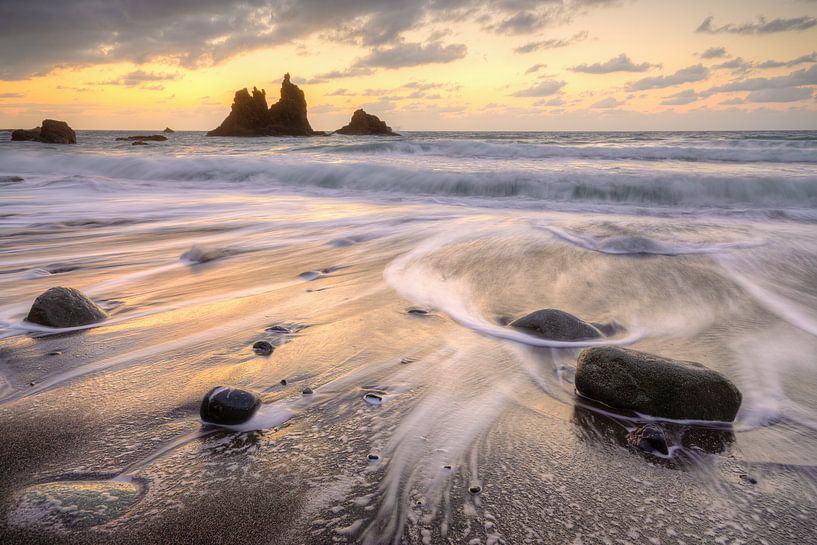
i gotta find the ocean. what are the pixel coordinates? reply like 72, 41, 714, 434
1, 130, 816, 544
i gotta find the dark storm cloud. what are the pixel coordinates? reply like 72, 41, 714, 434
514, 31, 589, 53
570, 53, 658, 74
627, 64, 709, 91
0, 0, 620, 80
696, 15, 817, 35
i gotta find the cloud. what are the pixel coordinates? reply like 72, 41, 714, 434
591, 97, 624, 108
354, 41, 467, 69
705, 64, 817, 93
660, 89, 699, 105
745, 87, 814, 103
511, 79, 566, 97
627, 64, 709, 91
525, 63, 548, 75
696, 15, 817, 35
570, 53, 659, 74
757, 52, 817, 69
514, 31, 588, 53
534, 97, 565, 107
0, 92, 24, 98
94, 70, 180, 87
700, 47, 728, 59
712, 57, 753, 73
326, 88, 354, 96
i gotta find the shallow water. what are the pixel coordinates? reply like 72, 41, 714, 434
0, 130, 816, 544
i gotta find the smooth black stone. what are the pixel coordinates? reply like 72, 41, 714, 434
367, 453, 380, 461
510, 308, 601, 341
252, 340, 274, 355
200, 387, 261, 425
627, 424, 669, 455
468, 486, 481, 494
280, 379, 287, 386
302, 387, 314, 395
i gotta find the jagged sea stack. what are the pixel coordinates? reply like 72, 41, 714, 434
336, 109, 399, 135
207, 73, 321, 136
11, 119, 76, 144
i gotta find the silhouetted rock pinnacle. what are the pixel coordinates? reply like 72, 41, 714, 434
207, 74, 321, 137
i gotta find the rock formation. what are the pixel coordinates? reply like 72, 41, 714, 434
207, 73, 322, 137
115, 135, 167, 141
510, 308, 602, 341
11, 119, 76, 144
26, 287, 107, 328
163, 127, 175, 133
336, 109, 398, 135
575, 347, 742, 421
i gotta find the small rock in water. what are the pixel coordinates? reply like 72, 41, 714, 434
252, 340, 274, 356
200, 386, 261, 425
740, 473, 758, 485
299, 271, 323, 281
443, 464, 452, 470
25, 286, 107, 328
266, 325, 290, 333
47, 350, 62, 356
131, 140, 148, 146
468, 485, 482, 494
302, 386, 314, 395
280, 379, 288, 386
180, 244, 223, 264
626, 424, 670, 455
367, 453, 380, 462
363, 393, 383, 405
510, 308, 602, 341
576, 347, 742, 421
407, 307, 430, 316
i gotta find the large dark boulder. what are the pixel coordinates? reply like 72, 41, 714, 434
575, 347, 742, 422
207, 73, 321, 137
200, 387, 261, 425
11, 119, 76, 144
25, 287, 107, 328
336, 109, 398, 135
510, 309, 602, 341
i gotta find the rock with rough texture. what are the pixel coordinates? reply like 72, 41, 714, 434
627, 424, 669, 455
11, 119, 76, 144
115, 135, 167, 141
163, 127, 175, 133
336, 109, 398, 135
207, 73, 321, 137
510, 309, 602, 341
200, 387, 261, 425
575, 347, 742, 421
25, 287, 107, 328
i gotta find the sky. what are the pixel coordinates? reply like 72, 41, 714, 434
0, 0, 816, 131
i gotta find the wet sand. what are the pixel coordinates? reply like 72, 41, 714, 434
1, 189, 817, 544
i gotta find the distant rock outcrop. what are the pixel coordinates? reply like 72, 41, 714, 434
207, 73, 322, 137
336, 109, 398, 135
115, 135, 167, 141
11, 119, 76, 144
163, 127, 175, 133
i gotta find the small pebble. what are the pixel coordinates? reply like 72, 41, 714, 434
266, 325, 290, 333
252, 340, 274, 355
47, 350, 62, 356
468, 485, 481, 494
363, 393, 383, 405
367, 453, 380, 462
740, 474, 758, 484
443, 464, 452, 470
407, 307, 430, 316
280, 379, 288, 386
302, 387, 314, 395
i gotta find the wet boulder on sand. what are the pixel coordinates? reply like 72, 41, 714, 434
25, 287, 107, 328
575, 347, 742, 422
510, 308, 602, 341
200, 387, 261, 425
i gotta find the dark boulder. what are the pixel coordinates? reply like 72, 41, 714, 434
11, 119, 76, 144
336, 109, 398, 136
163, 127, 175, 133
115, 135, 167, 141
575, 347, 742, 422
200, 387, 261, 425
207, 73, 322, 137
25, 287, 107, 328
510, 309, 602, 341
